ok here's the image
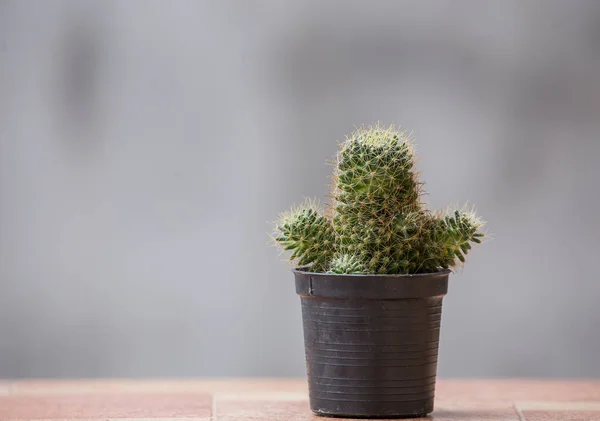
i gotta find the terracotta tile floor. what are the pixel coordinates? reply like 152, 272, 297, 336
0, 379, 598, 420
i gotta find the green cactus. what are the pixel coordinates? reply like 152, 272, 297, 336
273, 201, 335, 272
415, 208, 485, 273
329, 254, 364, 274
273, 124, 485, 274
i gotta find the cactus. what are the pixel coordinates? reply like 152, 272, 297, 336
272, 124, 485, 274
273, 201, 335, 273
330, 254, 364, 274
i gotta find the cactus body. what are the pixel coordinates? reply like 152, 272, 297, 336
273, 124, 485, 274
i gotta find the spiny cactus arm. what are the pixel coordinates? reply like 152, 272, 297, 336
329, 254, 364, 274
273, 202, 336, 272
442, 209, 485, 263
421, 207, 485, 270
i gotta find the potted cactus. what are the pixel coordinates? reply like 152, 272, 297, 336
273, 124, 485, 418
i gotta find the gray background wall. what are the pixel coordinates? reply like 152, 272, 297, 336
1, 0, 599, 378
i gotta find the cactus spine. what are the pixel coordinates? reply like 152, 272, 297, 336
273, 124, 485, 274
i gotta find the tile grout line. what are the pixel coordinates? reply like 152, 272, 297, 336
515, 400, 600, 421
513, 403, 526, 421
212, 392, 217, 421
516, 401, 600, 411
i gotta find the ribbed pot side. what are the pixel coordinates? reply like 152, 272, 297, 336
294, 269, 450, 419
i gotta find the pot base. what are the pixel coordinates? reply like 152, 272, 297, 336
312, 409, 430, 419
310, 397, 433, 419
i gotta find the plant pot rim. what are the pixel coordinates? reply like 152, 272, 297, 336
293, 267, 452, 278
294, 267, 450, 299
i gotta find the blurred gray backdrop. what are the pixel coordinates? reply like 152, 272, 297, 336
1, 0, 600, 378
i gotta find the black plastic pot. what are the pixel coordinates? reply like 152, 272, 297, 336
294, 268, 450, 419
